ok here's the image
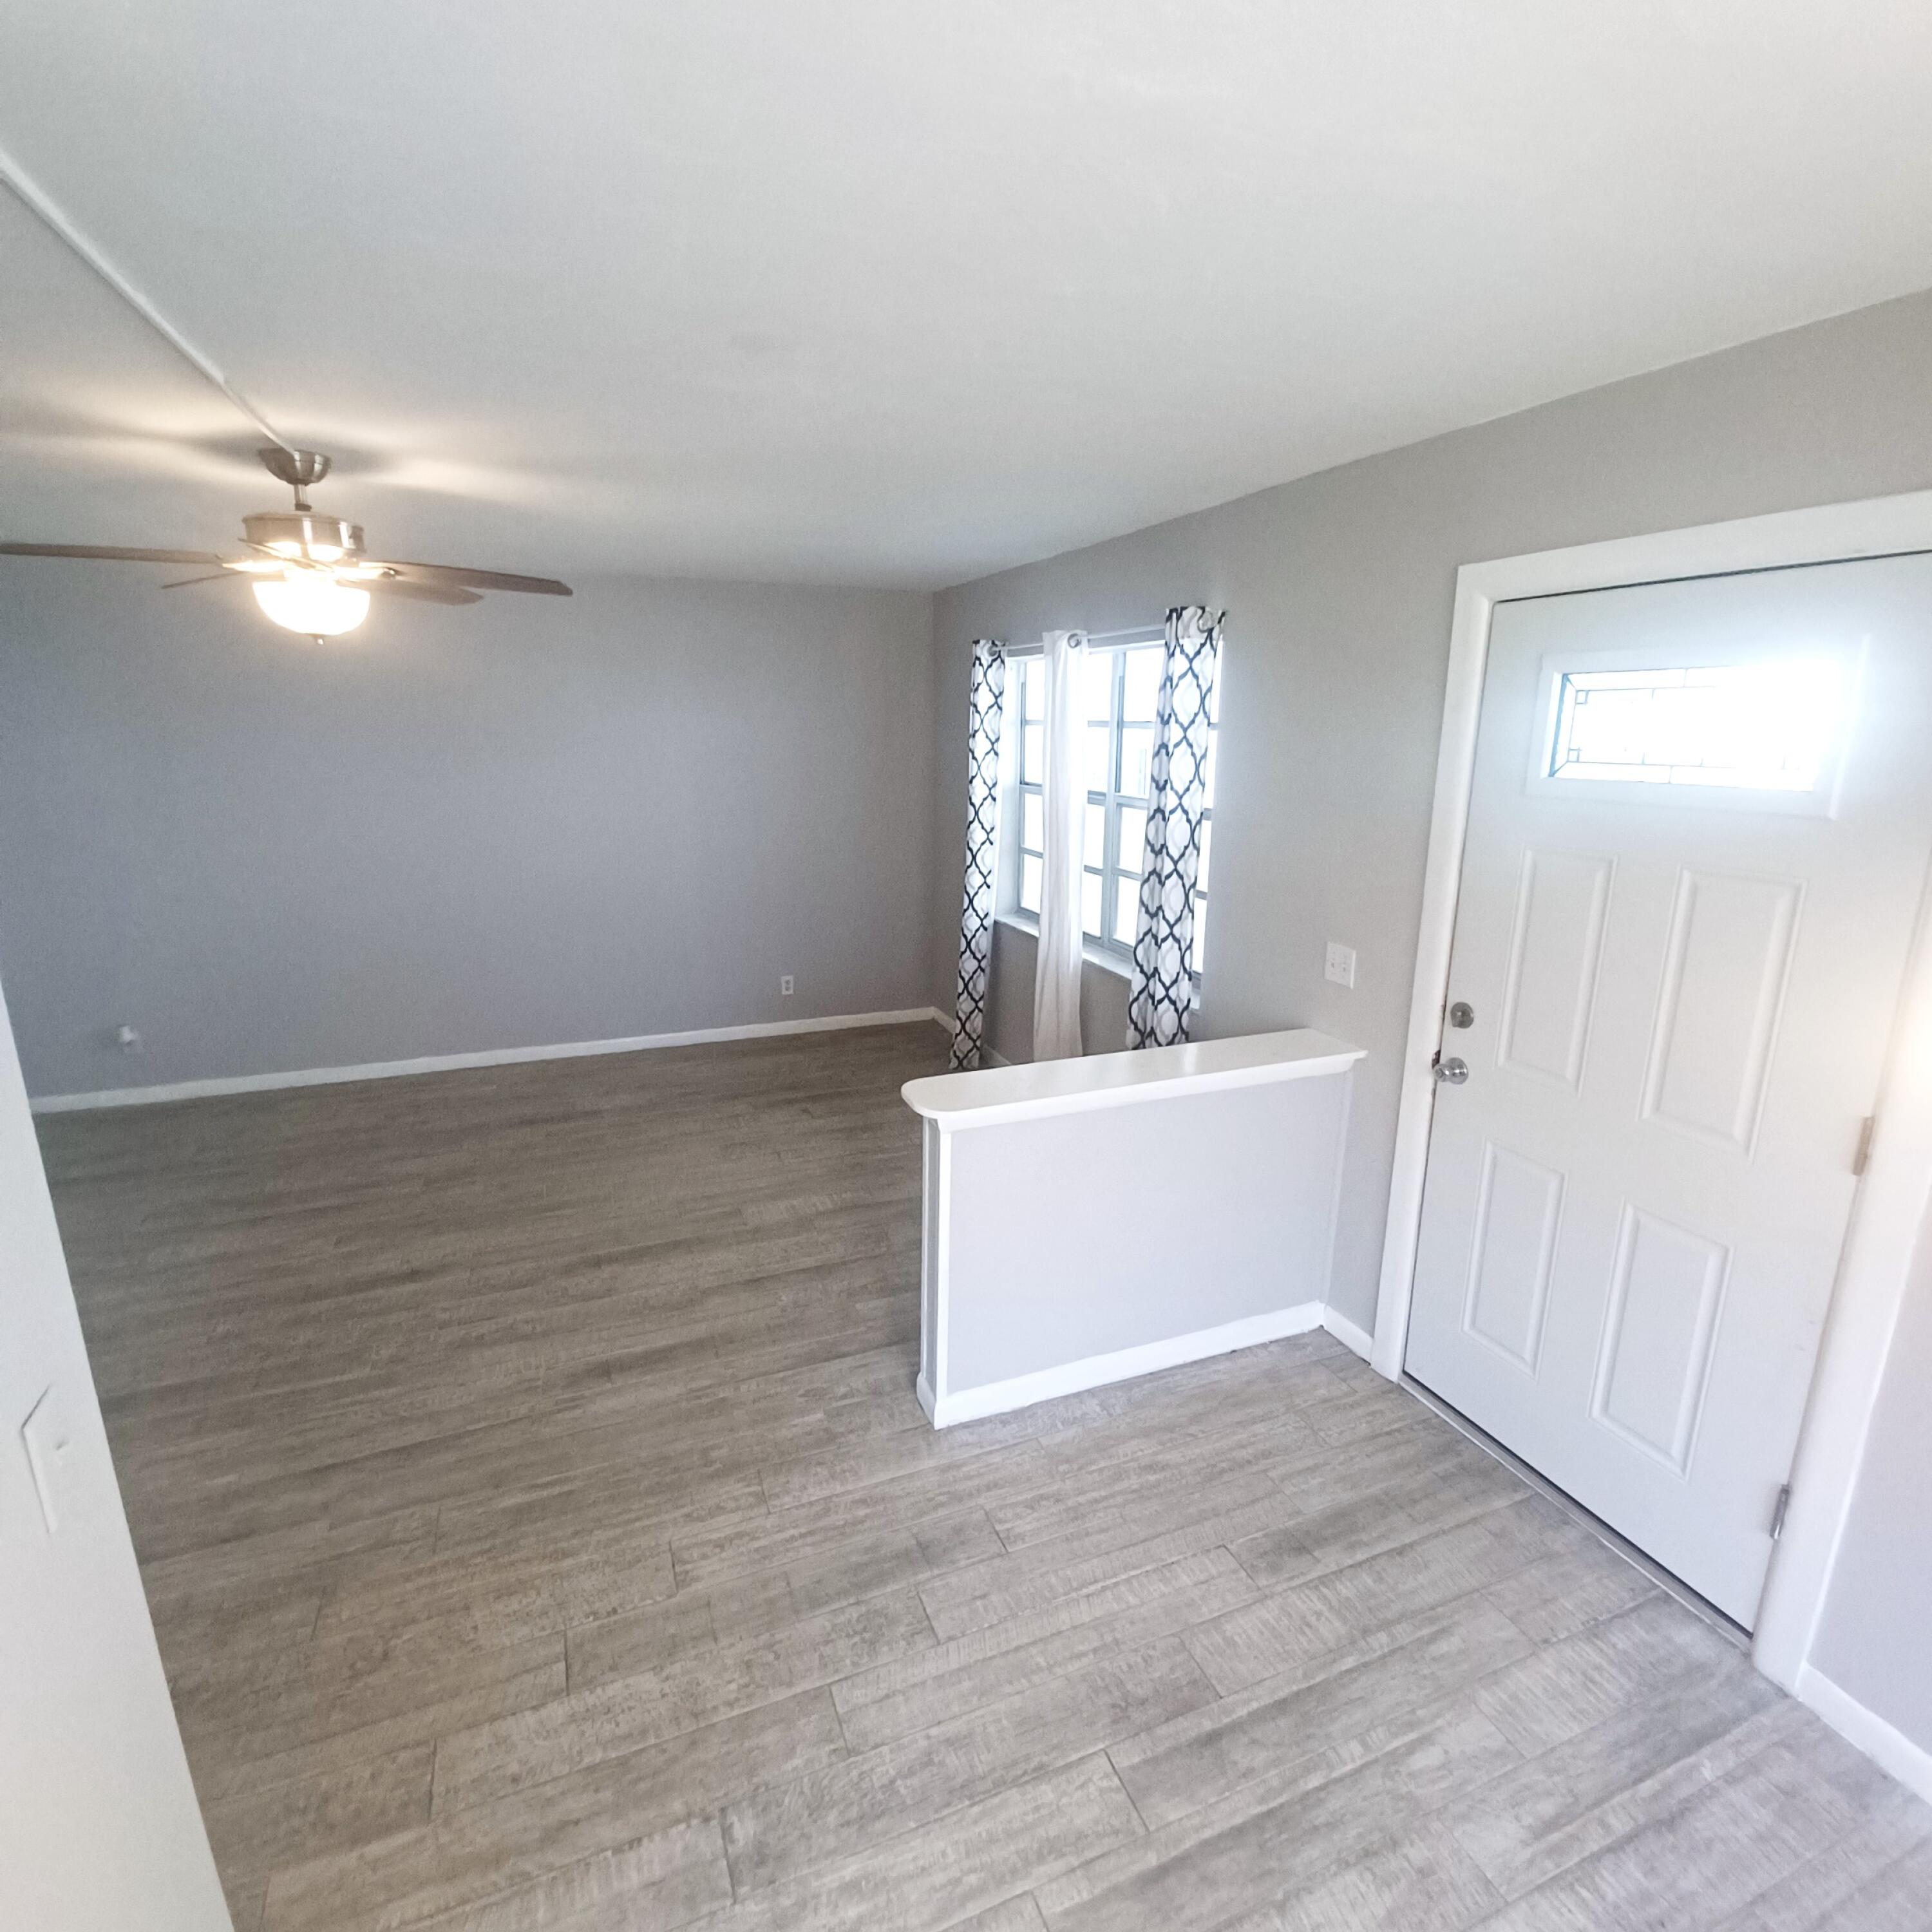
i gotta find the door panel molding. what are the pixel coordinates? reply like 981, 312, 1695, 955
1639, 867, 1801, 1156
1370, 486, 1932, 1700
1461, 1139, 1565, 1372
1496, 846, 1615, 1092
1590, 1203, 1731, 1476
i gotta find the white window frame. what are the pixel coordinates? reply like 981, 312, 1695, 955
1005, 632, 1216, 987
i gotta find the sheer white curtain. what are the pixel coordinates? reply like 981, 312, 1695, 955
1032, 628, 1088, 1060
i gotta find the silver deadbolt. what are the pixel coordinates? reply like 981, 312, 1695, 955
1435, 1057, 1470, 1086
1448, 1001, 1475, 1029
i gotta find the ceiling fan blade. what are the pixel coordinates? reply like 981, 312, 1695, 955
0, 543, 229, 567
161, 571, 246, 590
365, 576, 484, 607
370, 560, 573, 597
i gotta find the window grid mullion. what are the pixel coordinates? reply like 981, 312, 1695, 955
1103, 647, 1123, 949
1119, 649, 1138, 956
1006, 649, 1215, 988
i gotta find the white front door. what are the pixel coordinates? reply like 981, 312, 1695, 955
1405, 553, 1932, 1627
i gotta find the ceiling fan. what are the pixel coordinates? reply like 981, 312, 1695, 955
0, 447, 573, 641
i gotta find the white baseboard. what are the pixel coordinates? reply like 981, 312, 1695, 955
914, 1372, 938, 1423
1795, 1663, 1932, 1804
33, 1007, 951, 1113
927, 1302, 1327, 1428
1321, 1307, 1376, 1362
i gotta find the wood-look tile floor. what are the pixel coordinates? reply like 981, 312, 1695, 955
40, 1022, 1930, 1931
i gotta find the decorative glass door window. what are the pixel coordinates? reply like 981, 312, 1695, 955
1013, 642, 1218, 974
1544, 658, 1846, 793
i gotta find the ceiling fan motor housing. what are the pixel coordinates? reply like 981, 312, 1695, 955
243, 510, 366, 564
256, 446, 332, 491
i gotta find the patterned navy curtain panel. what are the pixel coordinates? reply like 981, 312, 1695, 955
1127, 605, 1223, 1050
949, 638, 1007, 1070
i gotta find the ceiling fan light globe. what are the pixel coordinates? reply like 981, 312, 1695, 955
252, 573, 370, 638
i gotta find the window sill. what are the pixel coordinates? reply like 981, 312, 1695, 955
996, 911, 1204, 1012
996, 911, 1133, 982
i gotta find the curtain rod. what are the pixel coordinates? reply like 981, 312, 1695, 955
1000, 622, 1167, 658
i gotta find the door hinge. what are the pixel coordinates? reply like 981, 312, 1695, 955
1770, 1482, 1792, 1542
1853, 1115, 1877, 1178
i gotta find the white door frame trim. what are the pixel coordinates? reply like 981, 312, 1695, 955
1372, 488, 1932, 1692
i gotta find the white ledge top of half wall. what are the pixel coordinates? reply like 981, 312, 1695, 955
903, 1028, 1363, 1130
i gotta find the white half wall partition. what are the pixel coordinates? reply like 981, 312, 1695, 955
903, 1030, 1364, 1426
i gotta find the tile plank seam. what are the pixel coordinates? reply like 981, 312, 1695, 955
40, 1025, 1926, 1932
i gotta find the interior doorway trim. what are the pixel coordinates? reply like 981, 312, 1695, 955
1372, 487, 1932, 1695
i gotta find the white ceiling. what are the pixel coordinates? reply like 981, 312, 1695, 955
3, 1, 1931, 589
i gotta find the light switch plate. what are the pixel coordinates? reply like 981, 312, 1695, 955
21, 1383, 78, 1534
1325, 941, 1357, 990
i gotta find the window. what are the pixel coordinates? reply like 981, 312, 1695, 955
1013, 641, 1218, 977
1545, 658, 1846, 793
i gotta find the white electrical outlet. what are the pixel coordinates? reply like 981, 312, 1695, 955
1324, 942, 1357, 990
781, 975, 795, 997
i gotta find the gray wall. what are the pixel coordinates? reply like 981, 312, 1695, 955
932, 286, 1932, 1759
0, 571, 934, 1097
933, 287, 1932, 1336
981, 920, 1131, 1068
1811, 1215, 1932, 1751
943, 1072, 1351, 1397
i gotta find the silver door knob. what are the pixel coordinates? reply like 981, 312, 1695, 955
1435, 1057, 1470, 1086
